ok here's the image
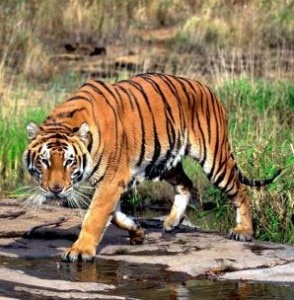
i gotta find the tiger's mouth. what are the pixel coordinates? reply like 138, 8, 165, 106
40, 184, 74, 199
42, 186, 91, 209
42, 196, 71, 208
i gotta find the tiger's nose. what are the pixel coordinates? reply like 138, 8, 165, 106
49, 184, 63, 195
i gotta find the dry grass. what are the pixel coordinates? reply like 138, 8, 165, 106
0, 1, 293, 80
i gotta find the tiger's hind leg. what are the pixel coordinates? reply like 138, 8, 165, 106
162, 162, 194, 232
227, 184, 253, 241
211, 158, 253, 241
112, 203, 145, 245
195, 151, 253, 241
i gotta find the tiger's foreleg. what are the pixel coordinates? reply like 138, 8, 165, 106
162, 163, 193, 232
112, 202, 145, 245
63, 179, 127, 262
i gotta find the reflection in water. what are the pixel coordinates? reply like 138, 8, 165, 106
0, 256, 293, 299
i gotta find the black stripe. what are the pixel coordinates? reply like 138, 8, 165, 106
94, 80, 120, 106
47, 141, 68, 149
205, 89, 212, 145
213, 139, 229, 183
89, 149, 104, 179
150, 75, 177, 150
116, 84, 145, 165
84, 82, 120, 151
133, 79, 162, 166
157, 74, 185, 128
239, 169, 281, 187
45, 133, 69, 141
195, 84, 207, 166
26, 150, 32, 167
56, 107, 87, 118
66, 95, 92, 103
43, 122, 73, 131
206, 89, 220, 180
113, 86, 126, 112
93, 174, 105, 186
190, 93, 197, 133
195, 81, 210, 147
74, 171, 83, 183
123, 80, 161, 167
115, 85, 135, 111
151, 74, 182, 154
166, 118, 176, 149
87, 131, 93, 153
141, 74, 176, 123
219, 166, 237, 194
128, 89, 146, 167
145, 126, 161, 177
82, 154, 87, 172
213, 168, 227, 188
226, 190, 238, 199
207, 139, 219, 181
72, 144, 78, 155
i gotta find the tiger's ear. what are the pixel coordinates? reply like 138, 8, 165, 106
27, 122, 40, 141
77, 122, 90, 144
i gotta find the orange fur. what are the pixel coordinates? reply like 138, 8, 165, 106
23, 73, 280, 262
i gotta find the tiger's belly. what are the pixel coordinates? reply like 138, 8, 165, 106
129, 139, 188, 188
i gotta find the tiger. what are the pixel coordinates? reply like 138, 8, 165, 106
23, 73, 280, 262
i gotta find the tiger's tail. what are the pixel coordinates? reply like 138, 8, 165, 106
238, 169, 282, 187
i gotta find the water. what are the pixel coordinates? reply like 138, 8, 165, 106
0, 256, 293, 299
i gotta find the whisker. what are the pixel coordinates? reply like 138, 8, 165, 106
69, 193, 87, 217
66, 196, 74, 209
74, 189, 92, 202
71, 192, 88, 209
23, 191, 45, 210
72, 189, 92, 207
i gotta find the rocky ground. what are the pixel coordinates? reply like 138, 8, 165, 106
0, 199, 293, 299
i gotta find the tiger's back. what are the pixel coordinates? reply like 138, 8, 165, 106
74, 73, 229, 186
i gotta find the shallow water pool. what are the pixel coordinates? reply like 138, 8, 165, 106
0, 256, 293, 299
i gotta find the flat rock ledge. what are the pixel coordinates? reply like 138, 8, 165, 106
0, 199, 293, 288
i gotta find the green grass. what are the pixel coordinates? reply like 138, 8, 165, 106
213, 78, 293, 243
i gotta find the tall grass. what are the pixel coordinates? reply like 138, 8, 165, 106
0, 1, 293, 80
213, 78, 293, 243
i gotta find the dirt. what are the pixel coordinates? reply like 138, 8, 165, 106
51, 38, 294, 82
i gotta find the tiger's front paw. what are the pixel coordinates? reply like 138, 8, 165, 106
228, 226, 253, 242
62, 241, 96, 262
129, 227, 145, 245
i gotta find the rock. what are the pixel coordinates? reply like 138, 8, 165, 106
219, 262, 294, 283
0, 199, 293, 284
64, 43, 107, 56
0, 266, 115, 292
0, 266, 133, 299
97, 227, 294, 280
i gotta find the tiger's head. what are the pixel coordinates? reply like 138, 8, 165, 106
23, 122, 93, 203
